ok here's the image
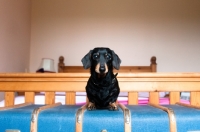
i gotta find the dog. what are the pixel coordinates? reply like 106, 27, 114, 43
81, 47, 121, 110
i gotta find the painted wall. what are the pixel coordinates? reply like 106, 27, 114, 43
30, 0, 200, 73
0, 0, 31, 100
0, 0, 199, 102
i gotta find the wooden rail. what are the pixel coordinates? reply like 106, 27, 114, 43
0, 73, 200, 107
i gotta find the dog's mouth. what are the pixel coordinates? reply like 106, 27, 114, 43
95, 63, 108, 75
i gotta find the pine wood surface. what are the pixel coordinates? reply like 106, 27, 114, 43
1, 73, 200, 106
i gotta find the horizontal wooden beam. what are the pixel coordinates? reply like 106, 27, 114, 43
0, 73, 200, 92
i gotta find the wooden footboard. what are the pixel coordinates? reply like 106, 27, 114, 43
1, 73, 200, 107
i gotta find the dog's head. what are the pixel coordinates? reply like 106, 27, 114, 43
81, 47, 121, 74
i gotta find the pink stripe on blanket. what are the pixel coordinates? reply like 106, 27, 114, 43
76, 97, 190, 105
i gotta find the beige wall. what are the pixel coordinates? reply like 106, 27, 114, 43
30, 0, 200, 72
0, 0, 31, 100
0, 0, 200, 101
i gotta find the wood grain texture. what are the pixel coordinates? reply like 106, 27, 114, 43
45, 92, 55, 105
5, 92, 15, 107
149, 92, 159, 104
191, 92, 200, 106
128, 92, 138, 105
1, 73, 200, 106
170, 92, 180, 104
66, 92, 76, 105
25, 92, 35, 103
58, 56, 157, 73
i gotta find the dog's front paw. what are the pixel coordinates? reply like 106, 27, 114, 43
87, 102, 96, 110
108, 102, 118, 111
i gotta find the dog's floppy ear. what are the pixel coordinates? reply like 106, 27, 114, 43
111, 50, 121, 70
81, 50, 93, 69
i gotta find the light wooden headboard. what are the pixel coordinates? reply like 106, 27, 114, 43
58, 56, 157, 73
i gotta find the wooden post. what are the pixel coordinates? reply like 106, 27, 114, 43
128, 92, 138, 105
45, 92, 55, 105
150, 56, 157, 72
5, 92, 15, 106
170, 92, 180, 104
149, 92, 159, 104
149, 56, 158, 104
25, 92, 35, 103
191, 92, 200, 106
66, 92, 76, 105
58, 56, 65, 73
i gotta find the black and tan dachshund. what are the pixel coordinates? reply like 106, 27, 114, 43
81, 47, 121, 110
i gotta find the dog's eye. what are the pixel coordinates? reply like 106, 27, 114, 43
93, 54, 99, 60
105, 54, 111, 60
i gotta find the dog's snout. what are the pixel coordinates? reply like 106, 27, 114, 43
100, 64, 105, 67
95, 63, 108, 74
100, 64, 105, 72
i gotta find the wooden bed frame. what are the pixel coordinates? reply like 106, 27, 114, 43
57, 55, 157, 104
1, 56, 200, 107
1, 73, 200, 107
58, 56, 157, 73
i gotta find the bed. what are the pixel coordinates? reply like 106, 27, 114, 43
1, 56, 197, 107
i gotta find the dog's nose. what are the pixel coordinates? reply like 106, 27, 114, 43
99, 64, 105, 73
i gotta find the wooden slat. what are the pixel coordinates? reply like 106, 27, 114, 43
170, 92, 180, 104
5, 92, 15, 107
25, 92, 35, 103
191, 92, 200, 106
66, 92, 76, 105
128, 92, 138, 105
149, 92, 159, 104
45, 92, 55, 105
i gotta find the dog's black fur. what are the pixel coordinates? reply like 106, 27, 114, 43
81, 47, 121, 110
